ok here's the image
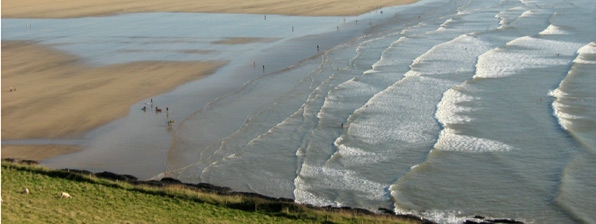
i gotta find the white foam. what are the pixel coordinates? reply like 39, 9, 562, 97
293, 175, 337, 207
439, 18, 455, 30
573, 42, 596, 64
539, 24, 569, 35
577, 42, 596, 54
415, 209, 469, 224
435, 88, 478, 125
520, 9, 537, 18
434, 129, 514, 152
407, 34, 491, 76
474, 36, 584, 79
333, 141, 389, 165
548, 88, 565, 99
549, 89, 589, 131
573, 57, 596, 65
294, 164, 388, 205
404, 70, 423, 77
495, 14, 507, 29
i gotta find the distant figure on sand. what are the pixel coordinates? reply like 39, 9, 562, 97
341, 123, 344, 128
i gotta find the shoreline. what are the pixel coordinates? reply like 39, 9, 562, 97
2, 0, 417, 18
0, 1, 409, 165
0, 145, 83, 161
2, 41, 227, 160
2, 0, 420, 203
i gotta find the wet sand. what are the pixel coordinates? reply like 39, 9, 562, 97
213, 37, 281, 45
1, 0, 416, 161
1, 145, 82, 161
2, 0, 417, 18
2, 41, 226, 159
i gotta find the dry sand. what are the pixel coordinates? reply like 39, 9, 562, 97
1, 0, 416, 160
2, 0, 417, 18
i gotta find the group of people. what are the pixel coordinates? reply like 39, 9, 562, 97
141, 99, 174, 127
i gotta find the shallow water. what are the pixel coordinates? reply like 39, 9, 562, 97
3, 0, 596, 223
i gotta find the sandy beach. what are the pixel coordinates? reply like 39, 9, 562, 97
2, 41, 226, 159
2, 0, 417, 18
1, 0, 416, 161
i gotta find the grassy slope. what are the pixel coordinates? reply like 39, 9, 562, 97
1, 162, 420, 223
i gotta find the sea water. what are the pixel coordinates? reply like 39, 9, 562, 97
165, 0, 596, 223
2, 0, 595, 223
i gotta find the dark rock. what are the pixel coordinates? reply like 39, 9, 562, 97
62, 168, 94, 175
18, 160, 39, 165
160, 177, 182, 183
488, 219, 524, 224
464, 221, 481, 224
122, 174, 138, 180
142, 180, 166, 187
378, 207, 395, 215
464, 218, 524, 224
95, 171, 137, 181
194, 183, 233, 194
2, 158, 16, 163
38, 166, 440, 224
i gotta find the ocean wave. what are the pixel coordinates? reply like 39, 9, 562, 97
474, 36, 583, 79
433, 129, 513, 152
435, 88, 479, 125
294, 164, 388, 206
520, 9, 538, 18
539, 24, 569, 35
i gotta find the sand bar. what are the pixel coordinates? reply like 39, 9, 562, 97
2, 41, 226, 140
3, 0, 417, 18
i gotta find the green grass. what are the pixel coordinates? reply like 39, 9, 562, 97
1, 162, 422, 224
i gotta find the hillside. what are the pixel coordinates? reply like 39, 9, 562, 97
1, 160, 429, 223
